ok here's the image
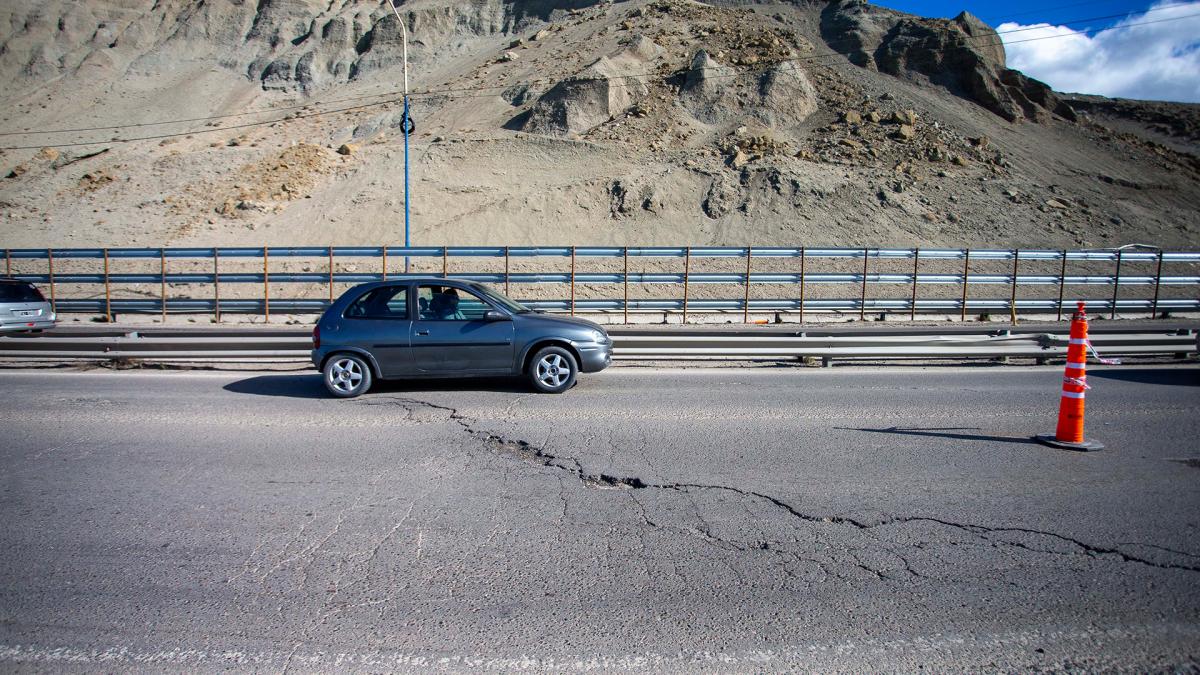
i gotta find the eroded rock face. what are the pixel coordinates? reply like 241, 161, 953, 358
516, 36, 664, 136
679, 50, 817, 129
820, 0, 1074, 123
0, 0, 597, 94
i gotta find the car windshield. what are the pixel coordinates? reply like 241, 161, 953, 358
0, 283, 44, 302
470, 283, 531, 314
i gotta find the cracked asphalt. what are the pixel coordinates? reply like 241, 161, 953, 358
1, 365, 1198, 671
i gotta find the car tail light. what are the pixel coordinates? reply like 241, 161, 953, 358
312, 325, 320, 349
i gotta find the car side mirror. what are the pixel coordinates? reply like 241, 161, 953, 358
483, 310, 510, 322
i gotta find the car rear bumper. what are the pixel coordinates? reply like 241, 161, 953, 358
577, 342, 612, 373
0, 318, 56, 332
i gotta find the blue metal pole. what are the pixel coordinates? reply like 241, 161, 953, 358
403, 95, 411, 274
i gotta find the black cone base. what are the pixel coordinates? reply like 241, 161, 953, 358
1034, 433, 1105, 452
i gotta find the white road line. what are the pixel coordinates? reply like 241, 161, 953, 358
2, 624, 1197, 669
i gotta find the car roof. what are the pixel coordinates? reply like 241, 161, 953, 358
370, 278, 482, 286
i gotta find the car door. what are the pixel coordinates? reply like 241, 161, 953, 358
339, 284, 413, 378
411, 284, 515, 374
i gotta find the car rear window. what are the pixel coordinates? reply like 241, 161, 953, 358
0, 283, 44, 302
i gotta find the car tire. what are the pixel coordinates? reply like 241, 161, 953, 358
323, 353, 373, 398
528, 346, 578, 394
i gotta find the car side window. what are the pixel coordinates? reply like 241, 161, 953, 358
344, 286, 408, 319
417, 285, 491, 321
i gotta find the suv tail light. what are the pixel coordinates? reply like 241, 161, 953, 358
312, 325, 320, 349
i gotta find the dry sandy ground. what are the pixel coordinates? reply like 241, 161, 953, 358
0, 0, 1197, 252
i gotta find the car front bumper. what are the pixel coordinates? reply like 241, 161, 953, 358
576, 341, 612, 373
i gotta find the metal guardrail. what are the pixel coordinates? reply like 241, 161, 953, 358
5, 246, 1199, 323
1, 327, 1194, 364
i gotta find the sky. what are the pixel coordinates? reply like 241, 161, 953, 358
872, 0, 1200, 102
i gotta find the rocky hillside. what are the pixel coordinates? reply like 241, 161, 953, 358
0, 0, 1197, 249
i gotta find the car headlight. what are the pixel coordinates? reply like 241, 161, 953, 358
588, 329, 607, 343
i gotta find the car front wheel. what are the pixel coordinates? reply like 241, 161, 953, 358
323, 354, 373, 398
528, 346, 578, 394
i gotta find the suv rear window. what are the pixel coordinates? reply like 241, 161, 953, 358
0, 283, 44, 302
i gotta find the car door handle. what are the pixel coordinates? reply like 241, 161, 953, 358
416, 330, 430, 336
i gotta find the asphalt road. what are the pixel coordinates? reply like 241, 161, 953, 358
1, 365, 1198, 671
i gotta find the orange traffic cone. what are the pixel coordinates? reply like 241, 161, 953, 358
1035, 301, 1104, 451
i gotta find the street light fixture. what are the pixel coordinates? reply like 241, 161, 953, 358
387, 0, 411, 273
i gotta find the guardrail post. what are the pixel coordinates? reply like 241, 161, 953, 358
799, 246, 806, 325
214, 249, 221, 323
442, 246, 448, 278
1151, 250, 1164, 319
682, 246, 691, 325
263, 247, 270, 322
382, 245, 388, 281
1110, 248, 1123, 320
623, 247, 629, 325
103, 247, 112, 323
160, 248, 167, 323
328, 246, 335, 304
1009, 249, 1019, 326
570, 246, 576, 317
504, 246, 510, 296
909, 247, 919, 321
960, 248, 971, 322
743, 247, 752, 324
4, 248, 10, 278
1056, 249, 1067, 322
47, 249, 57, 314
859, 247, 869, 321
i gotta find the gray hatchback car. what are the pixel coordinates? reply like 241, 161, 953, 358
0, 280, 56, 333
311, 278, 612, 396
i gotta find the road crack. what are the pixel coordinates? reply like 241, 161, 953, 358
390, 395, 1200, 576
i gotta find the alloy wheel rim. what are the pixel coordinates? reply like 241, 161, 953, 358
537, 354, 569, 387
329, 358, 363, 393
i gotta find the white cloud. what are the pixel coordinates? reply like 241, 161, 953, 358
998, 1, 1200, 103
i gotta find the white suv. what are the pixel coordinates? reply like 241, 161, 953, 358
0, 280, 56, 332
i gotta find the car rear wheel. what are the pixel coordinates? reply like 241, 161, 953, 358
528, 346, 577, 394
323, 354, 372, 398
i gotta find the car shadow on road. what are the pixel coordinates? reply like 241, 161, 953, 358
838, 427, 1038, 445
1087, 367, 1199, 387
223, 374, 531, 398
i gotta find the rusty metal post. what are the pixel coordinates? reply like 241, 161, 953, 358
859, 248, 869, 321
1009, 249, 1020, 326
504, 246, 510, 296
4, 248, 10, 278
213, 249, 222, 323
623, 247, 629, 325
442, 247, 448, 278
1110, 249, 1123, 320
960, 248, 971, 322
47, 249, 57, 314
328, 246, 335, 304
743, 247, 752, 324
569, 246, 576, 317
103, 248, 112, 323
1150, 250, 1164, 319
909, 247, 919, 321
799, 247, 807, 325
681, 246, 691, 325
1056, 249, 1068, 322
263, 247, 270, 322
382, 246, 388, 281
160, 248, 167, 322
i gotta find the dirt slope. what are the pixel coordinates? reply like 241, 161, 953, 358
0, 0, 1197, 249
